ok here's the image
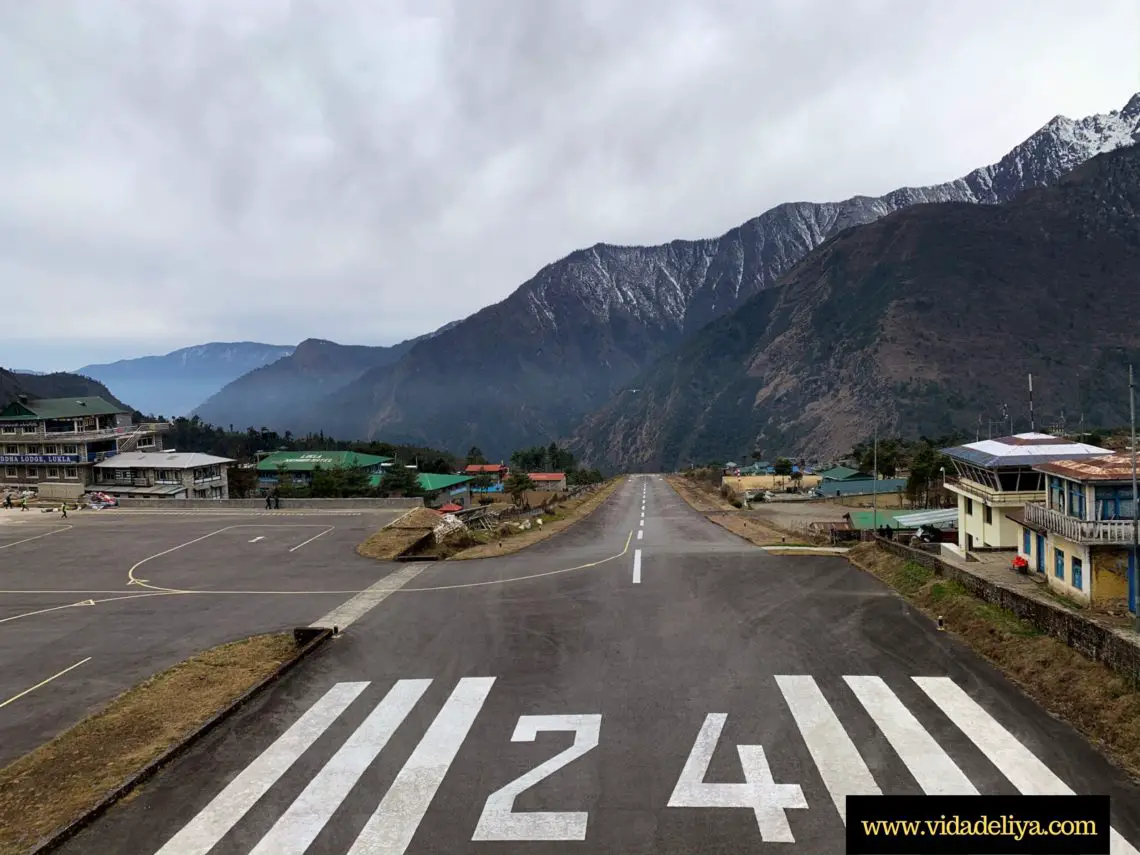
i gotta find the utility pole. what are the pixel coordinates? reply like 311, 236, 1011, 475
872, 425, 878, 537
1130, 365, 1139, 631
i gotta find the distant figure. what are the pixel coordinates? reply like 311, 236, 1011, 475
20, 496, 27, 511
274, 492, 281, 510
265, 493, 272, 510
60, 502, 67, 519
3, 494, 11, 509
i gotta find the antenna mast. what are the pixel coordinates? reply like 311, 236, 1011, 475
1028, 373, 1035, 432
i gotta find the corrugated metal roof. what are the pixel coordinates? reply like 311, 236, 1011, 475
819, 465, 867, 481
942, 432, 1110, 468
844, 509, 916, 530
529, 473, 566, 481
94, 451, 234, 469
1035, 453, 1139, 481
91, 483, 187, 495
257, 451, 391, 471
0, 396, 127, 420
893, 508, 958, 527
814, 477, 908, 496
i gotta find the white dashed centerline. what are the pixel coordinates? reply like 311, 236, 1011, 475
637, 530, 643, 540
632, 549, 642, 584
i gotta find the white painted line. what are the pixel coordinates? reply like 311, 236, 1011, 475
0, 657, 91, 710
913, 677, 1140, 855
637, 529, 643, 540
639, 519, 644, 527
775, 675, 880, 823
0, 524, 72, 550
155, 682, 368, 855
349, 677, 495, 854
289, 526, 334, 553
313, 564, 427, 630
844, 676, 976, 795
249, 536, 265, 543
633, 549, 642, 584
251, 679, 432, 855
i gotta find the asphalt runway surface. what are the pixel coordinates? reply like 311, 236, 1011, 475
32, 479, 1140, 854
0, 507, 406, 766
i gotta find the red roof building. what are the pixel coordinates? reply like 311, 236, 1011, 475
438, 502, 463, 513
463, 463, 508, 481
529, 472, 567, 491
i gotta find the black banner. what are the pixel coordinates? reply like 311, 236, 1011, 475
846, 795, 1110, 854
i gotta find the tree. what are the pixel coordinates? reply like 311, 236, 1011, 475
470, 473, 494, 492
378, 465, 423, 498
227, 464, 257, 498
790, 469, 803, 488
504, 471, 536, 505
466, 446, 487, 465
773, 457, 793, 476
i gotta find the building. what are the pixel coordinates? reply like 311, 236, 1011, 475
528, 472, 567, 491
1012, 454, 1138, 614
0, 395, 169, 500
92, 451, 234, 499
368, 472, 475, 507
811, 477, 908, 498
942, 432, 1110, 557
257, 451, 391, 491
463, 463, 509, 482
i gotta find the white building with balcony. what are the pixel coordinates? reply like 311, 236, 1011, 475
1016, 454, 1138, 614
92, 451, 234, 499
941, 432, 1110, 557
0, 395, 170, 499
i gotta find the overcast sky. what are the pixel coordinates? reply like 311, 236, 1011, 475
3, 0, 1138, 371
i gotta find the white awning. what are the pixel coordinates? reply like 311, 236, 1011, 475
893, 508, 958, 528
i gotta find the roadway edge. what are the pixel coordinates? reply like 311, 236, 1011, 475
29, 628, 334, 855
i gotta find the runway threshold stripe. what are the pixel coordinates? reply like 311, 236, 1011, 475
774, 675, 880, 824
312, 564, 426, 630
348, 677, 495, 854
913, 677, 1140, 855
250, 680, 432, 855
844, 676, 976, 795
153, 682, 368, 855
633, 549, 642, 584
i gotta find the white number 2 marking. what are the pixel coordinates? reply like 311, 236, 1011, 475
668, 713, 807, 842
472, 714, 602, 841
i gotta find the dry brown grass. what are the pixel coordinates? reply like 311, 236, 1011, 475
0, 633, 298, 855
664, 474, 735, 512
356, 507, 441, 561
447, 479, 623, 560
847, 543, 1140, 781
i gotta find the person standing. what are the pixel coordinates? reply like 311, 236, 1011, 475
273, 491, 281, 510
60, 502, 67, 519
265, 492, 272, 510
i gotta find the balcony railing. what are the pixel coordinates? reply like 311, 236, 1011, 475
944, 476, 1044, 506
1023, 502, 1137, 544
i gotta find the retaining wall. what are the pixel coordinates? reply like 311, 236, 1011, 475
875, 538, 1140, 681
111, 497, 424, 510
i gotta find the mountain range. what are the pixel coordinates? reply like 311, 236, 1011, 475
210, 92, 1139, 461
0, 367, 128, 411
573, 141, 1140, 468
76, 343, 295, 419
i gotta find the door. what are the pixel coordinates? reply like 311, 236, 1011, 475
1035, 533, 1046, 574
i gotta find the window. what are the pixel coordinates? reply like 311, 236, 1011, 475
966, 498, 974, 516
1054, 547, 1065, 580
4, 466, 15, 477
4, 445, 16, 454
63, 444, 77, 454
26, 445, 41, 454
1050, 477, 1064, 510
984, 505, 992, 525
43, 444, 57, 454
1071, 556, 1083, 591
64, 467, 77, 478
1023, 528, 1031, 555
26, 467, 38, 478
0, 426, 14, 435
1095, 486, 1135, 521
138, 436, 155, 448
1067, 481, 1085, 519
47, 468, 59, 479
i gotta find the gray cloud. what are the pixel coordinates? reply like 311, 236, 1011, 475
1, 0, 1137, 370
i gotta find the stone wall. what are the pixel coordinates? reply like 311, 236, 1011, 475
111, 497, 424, 510
874, 538, 1140, 681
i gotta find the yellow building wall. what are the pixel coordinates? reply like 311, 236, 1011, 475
722, 474, 822, 491
1091, 546, 1130, 606
959, 495, 986, 549
1044, 532, 1090, 603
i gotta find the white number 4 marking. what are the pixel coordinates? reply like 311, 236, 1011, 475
472, 714, 602, 841
668, 713, 807, 842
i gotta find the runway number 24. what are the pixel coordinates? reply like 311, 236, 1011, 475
469, 712, 806, 842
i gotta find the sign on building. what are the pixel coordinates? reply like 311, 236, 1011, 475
0, 454, 80, 465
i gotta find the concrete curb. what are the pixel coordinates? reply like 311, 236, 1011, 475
29, 628, 334, 855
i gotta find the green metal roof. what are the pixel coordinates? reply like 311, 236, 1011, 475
257, 450, 391, 472
845, 509, 928, 530
367, 472, 474, 491
818, 465, 870, 481
0, 396, 127, 421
